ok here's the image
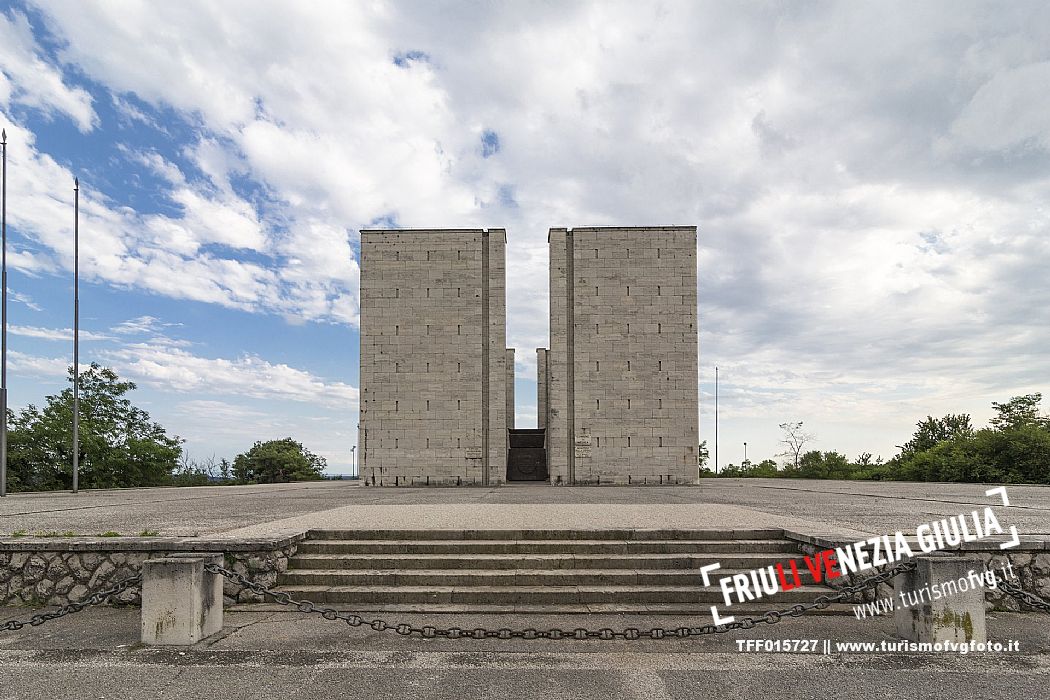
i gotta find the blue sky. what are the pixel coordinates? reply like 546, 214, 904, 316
1, 1, 1048, 474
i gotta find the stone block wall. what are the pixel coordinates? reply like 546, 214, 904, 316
505, 348, 515, 430
359, 229, 507, 485
792, 537, 1050, 612
1, 537, 302, 608
547, 226, 699, 484
536, 348, 549, 429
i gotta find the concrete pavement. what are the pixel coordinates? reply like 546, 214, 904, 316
2, 478, 1048, 539
1, 608, 1046, 699
2, 479, 1048, 697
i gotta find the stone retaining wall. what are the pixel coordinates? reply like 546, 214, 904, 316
789, 534, 1050, 612
1, 535, 304, 608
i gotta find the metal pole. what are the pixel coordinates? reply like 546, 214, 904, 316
72, 178, 78, 494
714, 366, 718, 475
744, 441, 747, 464
351, 446, 356, 478
1, 129, 6, 498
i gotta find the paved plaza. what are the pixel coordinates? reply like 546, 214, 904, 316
1, 479, 1047, 540
0, 607, 1047, 699
2, 479, 1048, 698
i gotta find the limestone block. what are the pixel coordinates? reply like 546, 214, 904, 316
141, 554, 223, 646
894, 556, 986, 644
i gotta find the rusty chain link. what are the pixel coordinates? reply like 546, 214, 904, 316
0, 574, 142, 632
995, 570, 1050, 614
4, 559, 1045, 636
205, 560, 918, 640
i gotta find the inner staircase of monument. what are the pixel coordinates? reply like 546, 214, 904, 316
275, 529, 844, 613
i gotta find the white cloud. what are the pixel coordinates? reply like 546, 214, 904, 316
11, 291, 42, 311
0, 9, 96, 131
8, 1, 1050, 459
8, 349, 67, 377
10, 324, 114, 341
948, 61, 1050, 153
103, 342, 358, 410
111, 315, 177, 335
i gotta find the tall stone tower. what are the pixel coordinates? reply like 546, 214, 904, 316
359, 229, 508, 485
545, 226, 699, 484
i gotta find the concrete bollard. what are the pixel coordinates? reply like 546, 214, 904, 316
894, 555, 986, 644
141, 553, 224, 646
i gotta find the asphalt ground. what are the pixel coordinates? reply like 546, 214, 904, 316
1, 608, 1047, 699
1, 478, 1047, 538
2, 480, 1049, 697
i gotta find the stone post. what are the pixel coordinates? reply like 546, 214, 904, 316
141, 553, 224, 645
894, 555, 986, 644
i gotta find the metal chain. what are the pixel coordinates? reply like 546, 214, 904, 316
0, 574, 142, 632
2, 559, 1042, 638
995, 571, 1050, 613
205, 560, 916, 640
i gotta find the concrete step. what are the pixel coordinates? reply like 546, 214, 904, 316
280, 567, 823, 587
508, 430, 545, 449
295, 539, 800, 555
278, 584, 832, 605
232, 601, 854, 615
304, 528, 784, 541
287, 552, 807, 571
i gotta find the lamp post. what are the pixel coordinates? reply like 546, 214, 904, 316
1, 129, 7, 498
72, 178, 79, 494
350, 445, 356, 479
743, 441, 748, 465
714, 366, 719, 475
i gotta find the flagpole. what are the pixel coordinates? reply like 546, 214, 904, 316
72, 178, 79, 494
714, 365, 719, 475
1, 129, 7, 498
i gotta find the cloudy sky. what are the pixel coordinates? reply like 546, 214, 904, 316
0, 0, 1047, 473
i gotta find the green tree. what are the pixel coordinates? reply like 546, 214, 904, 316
787, 450, 851, 479
990, 394, 1049, 431
697, 440, 709, 468
892, 395, 1050, 484
778, 421, 815, 469
218, 458, 232, 482
898, 414, 974, 461
233, 438, 327, 484
8, 364, 182, 491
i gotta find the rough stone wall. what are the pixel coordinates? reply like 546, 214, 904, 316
359, 229, 507, 485
795, 542, 1050, 611
221, 546, 298, 604
1, 544, 298, 608
547, 226, 699, 484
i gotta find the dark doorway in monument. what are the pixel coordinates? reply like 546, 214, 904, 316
507, 429, 548, 481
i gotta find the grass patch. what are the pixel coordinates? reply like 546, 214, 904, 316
37, 530, 77, 538
11, 529, 27, 538
99, 531, 122, 537
138, 529, 160, 537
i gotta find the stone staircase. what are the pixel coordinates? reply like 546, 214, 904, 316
506, 429, 548, 481
276, 529, 840, 613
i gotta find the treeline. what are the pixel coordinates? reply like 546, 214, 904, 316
6, 364, 327, 492
703, 394, 1050, 484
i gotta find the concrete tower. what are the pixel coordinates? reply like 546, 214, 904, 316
544, 226, 699, 484
359, 229, 508, 485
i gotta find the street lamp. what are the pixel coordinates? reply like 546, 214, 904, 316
72, 178, 79, 494
1, 129, 7, 498
743, 441, 748, 464
350, 445, 356, 479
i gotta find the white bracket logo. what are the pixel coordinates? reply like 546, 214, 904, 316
985, 486, 1020, 549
